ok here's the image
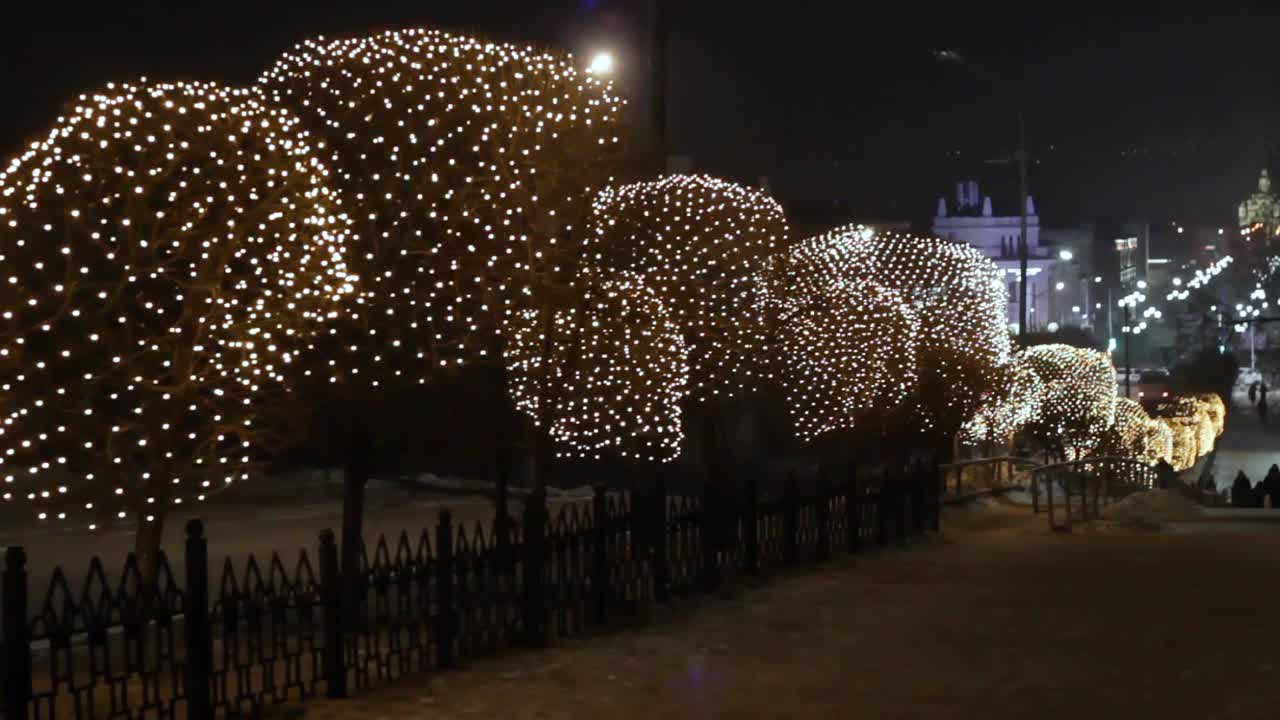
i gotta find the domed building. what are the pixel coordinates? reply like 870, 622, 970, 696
1238, 168, 1280, 246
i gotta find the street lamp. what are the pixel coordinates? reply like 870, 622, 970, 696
935, 50, 1030, 344
588, 51, 615, 76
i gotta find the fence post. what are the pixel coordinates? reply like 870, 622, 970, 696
436, 508, 455, 668
652, 476, 669, 603
494, 446, 512, 571
522, 487, 549, 647
783, 471, 799, 563
318, 530, 347, 699
1032, 468, 1040, 514
3, 547, 30, 720
816, 470, 831, 561
184, 521, 213, 720
744, 472, 760, 574
701, 480, 720, 590
847, 465, 861, 552
592, 484, 609, 624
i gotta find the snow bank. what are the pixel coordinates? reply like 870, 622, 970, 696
1100, 489, 1202, 529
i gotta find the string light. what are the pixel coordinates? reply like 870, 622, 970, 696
259, 28, 624, 388
792, 227, 1012, 432
0, 80, 350, 527
962, 355, 1044, 443
504, 271, 688, 461
581, 175, 790, 405
1023, 344, 1117, 458
779, 231, 918, 441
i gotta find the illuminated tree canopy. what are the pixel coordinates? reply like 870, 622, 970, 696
0, 80, 349, 528
1155, 394, 1225, 471
1103, 397, 1173, 466
961, 355, 1044, 444
580, 175, 791, 405
504, 270, 688, 461
1023, 344, 1117, 457
795, 227, 1012, 434
780, 229, 917, 443
259, 28, 624, 388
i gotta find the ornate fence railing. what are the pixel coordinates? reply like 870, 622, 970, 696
2, 461, 941, 720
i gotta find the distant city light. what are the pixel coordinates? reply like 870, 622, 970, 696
1058, 249, 1073, 261
1055, 281, 1065, 290
1047, 322, 1060, 332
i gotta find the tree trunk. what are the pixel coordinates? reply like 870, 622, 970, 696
133, 512, 166, 606
340, 432, 370, 629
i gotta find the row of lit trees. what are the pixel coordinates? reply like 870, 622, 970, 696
4, 25, 1220, 583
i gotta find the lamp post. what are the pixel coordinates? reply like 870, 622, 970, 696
650, 0, 671, 175
935, 50, 1029, 344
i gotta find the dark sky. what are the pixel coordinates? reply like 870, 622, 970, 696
2, 2, 1277, 232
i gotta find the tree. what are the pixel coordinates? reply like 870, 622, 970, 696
259, 28, 623, 590
1101, 397, 1172, 466
576, 174, 791, 477
800, 227, 1013, 445
0, 80, 349, 579
961, 356, 1043, 445
505, 269, 688, 462
779, 229, 918, 444
1022, 344, 1117, 459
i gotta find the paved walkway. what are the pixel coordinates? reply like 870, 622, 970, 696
1216, 391, 1280, 491
297, 504, 1280, 719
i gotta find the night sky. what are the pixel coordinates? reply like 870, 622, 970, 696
2, 2, 1276, 233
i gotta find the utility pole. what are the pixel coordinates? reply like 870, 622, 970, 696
649, 0, 670, 175
1016, 106, 1029, 343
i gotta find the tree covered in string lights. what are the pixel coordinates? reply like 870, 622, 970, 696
0, 80, 349, 571
1155, 395, 1225, 471
779, 229, 918, 443
1101, 397, 1172, 466
260, 28, 625, 585
796, 227, 1012, 439
259, 28, 624, 392
579, 175, 791, 407
961, 356, 1044, 445
504, 270, 688, 462
1023, 344, 1117, 459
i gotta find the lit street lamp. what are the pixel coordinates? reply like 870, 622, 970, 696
935, 50, 1030, 344
588, 51, 615, 76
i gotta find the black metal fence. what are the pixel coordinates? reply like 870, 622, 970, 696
2, 462, 941, 720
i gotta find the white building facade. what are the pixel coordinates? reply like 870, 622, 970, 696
932, 181, 1081, 333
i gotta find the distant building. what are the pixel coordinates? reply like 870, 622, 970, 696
933, 181, 1085, 333
1238, 168, 1280, 238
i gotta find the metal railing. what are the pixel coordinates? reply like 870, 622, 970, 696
1029, 456, 1158, 531
938, 456, 1040, 501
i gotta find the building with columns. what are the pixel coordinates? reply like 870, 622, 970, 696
932, 181, 1084, 333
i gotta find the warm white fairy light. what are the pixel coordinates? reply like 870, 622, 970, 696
1105, 397, 1172, 466
505, 270, 688, 461
795, 227, 1012, 433
777, 228, 917, 442
1154, 394, 1225, 470
582, 175, 790, 405
259, 28, 624, 390
0, 80, 350, 527
961, 355, 1044, 443
1023, 344, 1117, 458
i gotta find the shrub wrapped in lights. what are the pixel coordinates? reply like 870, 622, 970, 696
776, 264, 918, 443
260, 28, 624, 388
1155, 395, 1224, 470
796, 227, 1012, 434
1023, 344, 1117, 458
961, 355, 1044, 444
504, 271, 688, 461
0, 81, 349, 538
581, 175, 791, 405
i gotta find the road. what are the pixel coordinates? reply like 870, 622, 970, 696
1215, 390, 1280, 491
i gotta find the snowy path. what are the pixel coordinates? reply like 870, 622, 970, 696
1215, 391, 1280, 490
293, 504, 1280, 719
